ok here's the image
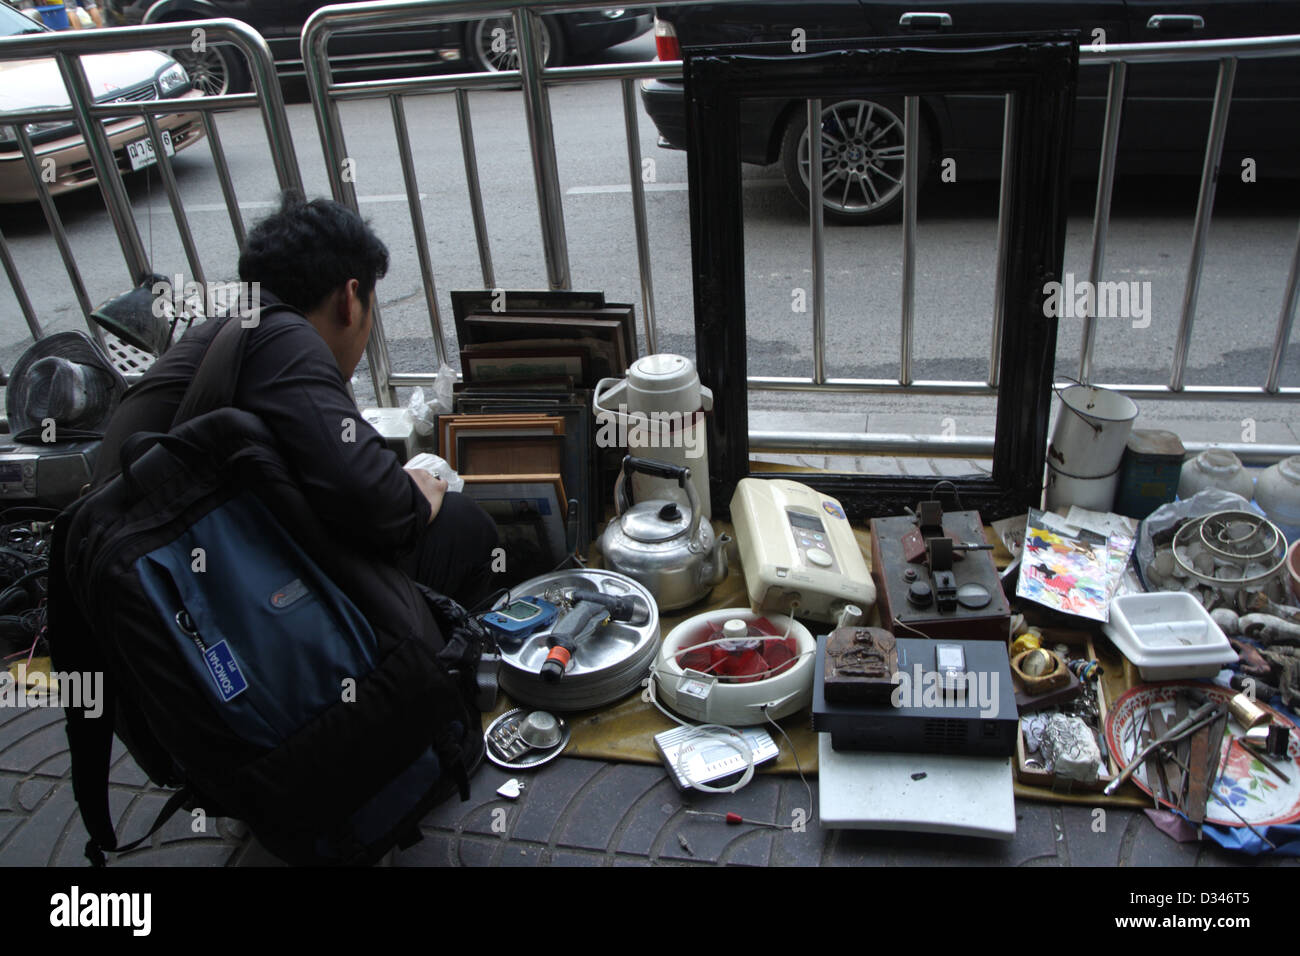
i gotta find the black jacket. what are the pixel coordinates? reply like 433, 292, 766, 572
92, 293, 429, 560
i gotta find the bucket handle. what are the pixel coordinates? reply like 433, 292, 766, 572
1053, 376, 1104, 438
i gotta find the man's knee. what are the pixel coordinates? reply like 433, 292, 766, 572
433, 492, 499, 564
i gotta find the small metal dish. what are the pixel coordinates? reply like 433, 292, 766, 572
518, 711, 563, 749
485, 708, 571, 770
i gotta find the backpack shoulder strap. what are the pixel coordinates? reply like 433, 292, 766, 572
48, 499, 118, 858
171, 316, 249, 428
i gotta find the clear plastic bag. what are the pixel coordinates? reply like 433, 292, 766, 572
405, 453, 464, 493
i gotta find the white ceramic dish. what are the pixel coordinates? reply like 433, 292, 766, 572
1102, 591, 1238, 680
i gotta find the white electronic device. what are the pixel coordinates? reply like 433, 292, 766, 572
729, 478, 876, 623
654, 725, 780, 790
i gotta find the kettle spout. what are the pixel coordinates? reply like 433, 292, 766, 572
709, 533, 733, 586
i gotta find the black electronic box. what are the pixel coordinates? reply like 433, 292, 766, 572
812, 635, 1018, 757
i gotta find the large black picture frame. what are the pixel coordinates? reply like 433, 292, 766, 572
685, 34, 1079, 522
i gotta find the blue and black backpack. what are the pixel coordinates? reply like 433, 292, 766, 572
49, 315, 485, 866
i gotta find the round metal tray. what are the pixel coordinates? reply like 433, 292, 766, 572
484, 708, 571, 770
496, 569, 660, 712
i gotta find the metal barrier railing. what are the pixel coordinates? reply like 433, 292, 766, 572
0, 7, 1293, 463
0, 19, 302, 372
303, 0, 682, 402
302, 1, 1300, 443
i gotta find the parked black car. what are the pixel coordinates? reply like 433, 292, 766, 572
104, 0, 651, 93
642, 1, 1300, 223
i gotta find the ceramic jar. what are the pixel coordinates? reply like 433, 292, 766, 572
1255, 455, 1300, 545
1178, 449, 1255, 501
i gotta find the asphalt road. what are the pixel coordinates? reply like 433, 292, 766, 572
2, 31, 1297, 449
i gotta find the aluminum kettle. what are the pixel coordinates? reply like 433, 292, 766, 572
599, 456, 728, 611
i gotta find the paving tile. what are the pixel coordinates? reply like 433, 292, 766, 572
393, 831, 458, 867
821, 830, 900, 866
1061, 804, 1130, 867
857, 456, 905, 476
0, 708, 71, 775
454, 798, 526, 839
614, 778, 681, 857
498, 843, 548, 866
0, 698, 65, 733
509, 757, 605, 844
1008, 802, 1062, 866
657, 777, 782, 864
770, 778, 825, 866
555, 763, 664, 852
111, 842, 239, 867
0, 813, 23, 848
2, 780, 78, 866
1125, 813, 1204, 866
456, 836, 500, 867
54, 789, 146, 868
550, 849, 609, 866
719, 830, 775, 866
929, 457, 992, 477
417, 764, 522, 831
16, 775, 55, 811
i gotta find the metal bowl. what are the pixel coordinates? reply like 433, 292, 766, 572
518, 711, 563, 749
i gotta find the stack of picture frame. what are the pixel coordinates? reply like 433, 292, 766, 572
449, 290, 640, 580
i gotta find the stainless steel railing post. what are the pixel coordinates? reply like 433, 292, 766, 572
513, 6, 570, 290
808, 98, 826, 385
55, 51, 151, 285
988, 93, 1014, 389
1170, 56, 1237, 392
1266, 220, 1300, 394
622, 77, 657, 354
390, 93, 450, 367
456, 88, 496, 289
900, 95, 919, 386
1078, 61, 1126, 384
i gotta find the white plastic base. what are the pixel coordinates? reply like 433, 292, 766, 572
817, 735, 1016, 839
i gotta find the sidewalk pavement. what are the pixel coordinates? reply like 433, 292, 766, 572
2, 699, 1294, 867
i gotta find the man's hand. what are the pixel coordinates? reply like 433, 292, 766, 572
405, 466, 448, 524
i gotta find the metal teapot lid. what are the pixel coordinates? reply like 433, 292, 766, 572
620, 499, 690, 543
613, 456, 703, 549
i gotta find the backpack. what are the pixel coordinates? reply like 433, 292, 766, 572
49, 314, 486, 866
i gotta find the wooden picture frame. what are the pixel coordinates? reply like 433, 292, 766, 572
684, 34, 1079, 521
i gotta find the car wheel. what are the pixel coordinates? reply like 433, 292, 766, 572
167, 42, 251, 96
780, 97, 928, 225
467, 16, 564, 73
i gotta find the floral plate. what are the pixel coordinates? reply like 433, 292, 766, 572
1105, 681, 1300, 827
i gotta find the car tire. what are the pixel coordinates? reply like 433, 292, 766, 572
466, 15, 564, 73
780, 97, 928, 225
166, 41, 251, 97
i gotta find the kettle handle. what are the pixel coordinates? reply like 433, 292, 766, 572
614, 455, 703, 547
593, 377, 627, 414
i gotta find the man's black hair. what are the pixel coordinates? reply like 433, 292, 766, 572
238, 192, 389, 313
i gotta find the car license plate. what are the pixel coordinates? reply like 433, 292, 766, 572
126, 130, 174, 171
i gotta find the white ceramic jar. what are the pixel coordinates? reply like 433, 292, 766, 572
1178, 449, 1255, 501
1255, 455, 1300, 545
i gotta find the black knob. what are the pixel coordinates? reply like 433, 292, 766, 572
907, 580, 933, 608
658, 503, 682, 522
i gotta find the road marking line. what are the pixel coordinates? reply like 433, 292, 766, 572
140, 193, 426, 214
566, 179, 784, 195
